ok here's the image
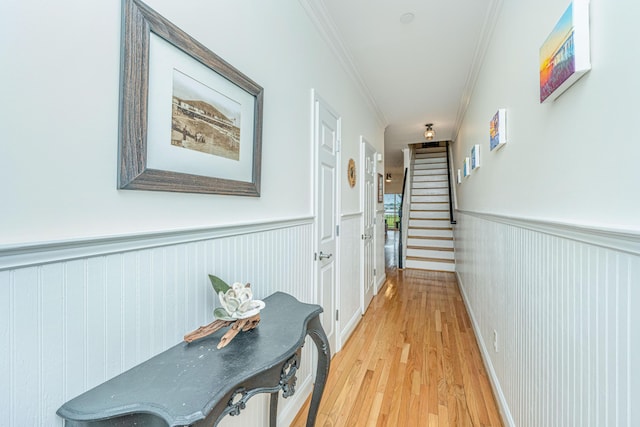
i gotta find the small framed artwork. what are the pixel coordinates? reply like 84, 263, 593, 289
471, 145, 481, 170
539, 0, 591, 103
347, 159, 357, 188
118, 0, 263, 196
377, 173, 384, 202
463, 157, 470, 177
457, 169, 462, 184
490, 109, 507, 151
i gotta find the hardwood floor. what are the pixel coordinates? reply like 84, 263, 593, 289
290, 232, 503, 427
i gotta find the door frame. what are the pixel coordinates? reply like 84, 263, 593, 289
360, 137, 376, 315
311, 89, 342, 354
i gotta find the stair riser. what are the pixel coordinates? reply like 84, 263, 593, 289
414, 162, 447, 170
414, 157, 446, 165
415, 147, 446, 154
405, 259, 456, 272
407, 248, 455, 259
412, 181, 448, 189
408, 228, 453, 238
411, 176, 448, 183
415, 154, 446, 161
411, 203, 449, 211
411, 195, 449, 203
411, 188, 448, 196
409, 219, 451, 228
408, 238, 454, 248
410, 211, 449, 220
414, 169, 448, 176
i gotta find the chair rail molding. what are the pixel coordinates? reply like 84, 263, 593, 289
0, 216, 314, 271
456, 209, 640, 256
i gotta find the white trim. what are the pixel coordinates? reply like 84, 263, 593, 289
339, 306, 361, 348
0, 216, 314, 271
456, 271, 515, 427
341, 211, 363, 220
297, 0, 387, 129
456, 209, 640, 256
452, 0, 504, 142
374, 273, 386, 294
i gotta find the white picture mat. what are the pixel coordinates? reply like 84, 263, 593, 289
146, 34, 256, 182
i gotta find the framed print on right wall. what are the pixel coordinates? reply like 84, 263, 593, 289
490, 109, 507, 151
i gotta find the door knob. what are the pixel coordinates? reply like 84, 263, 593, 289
318, 251, 333, 260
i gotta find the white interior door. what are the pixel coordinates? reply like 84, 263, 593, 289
314, 93, 340, 352
361, 140, 375, 313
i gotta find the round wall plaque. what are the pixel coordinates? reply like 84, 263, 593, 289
347, 158, 356, 188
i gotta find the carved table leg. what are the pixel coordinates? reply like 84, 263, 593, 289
269, 392, 278, 427
305, 316, 331, 427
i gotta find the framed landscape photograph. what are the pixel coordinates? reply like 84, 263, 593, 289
539, 0, 591, 103
463, 157, 470, 178
118, 0, 263, 196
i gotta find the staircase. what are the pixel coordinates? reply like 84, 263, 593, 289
405, 145, 455, 272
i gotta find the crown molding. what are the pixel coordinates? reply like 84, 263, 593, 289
452, 0, 504, 142
298, 0, 388, 128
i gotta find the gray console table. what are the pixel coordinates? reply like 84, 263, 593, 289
57, 292, 331, 426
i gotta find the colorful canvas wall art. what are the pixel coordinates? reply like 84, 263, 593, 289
490, 109, 507, 151
471, 145, 480, 170
539, 0, 591, 103
463, 157, 470, 177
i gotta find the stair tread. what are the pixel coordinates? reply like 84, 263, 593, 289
408, 226, 453, 230
406, 256, 455, 264
407, 245, 454, 251
408, 236, 453, 241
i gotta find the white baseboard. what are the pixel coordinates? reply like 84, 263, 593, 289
374, 273, 386, 294
455, 271, 515, 427
340, 308, 362, 349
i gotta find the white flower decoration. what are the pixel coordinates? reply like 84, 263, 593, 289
217, 282, 265, 320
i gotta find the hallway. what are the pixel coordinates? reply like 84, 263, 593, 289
291, 236, 503, 426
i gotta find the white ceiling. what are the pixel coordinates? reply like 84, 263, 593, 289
300, 0, 500, 172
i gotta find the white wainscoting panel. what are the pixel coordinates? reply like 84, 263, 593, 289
339, 213, 362, 349
454, 211, 640, 427
0, 220, 315, 427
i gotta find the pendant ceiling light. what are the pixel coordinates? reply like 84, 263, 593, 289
424, 123, 435, 141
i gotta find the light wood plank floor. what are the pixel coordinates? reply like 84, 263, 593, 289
291, 234, 503, 426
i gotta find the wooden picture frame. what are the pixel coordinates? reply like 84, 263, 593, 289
377, 173, 383, 202
118, 0, 263, 196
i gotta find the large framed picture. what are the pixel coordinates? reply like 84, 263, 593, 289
118, 0, 263, 196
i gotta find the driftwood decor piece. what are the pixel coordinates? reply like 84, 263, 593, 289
184, 313, 261, 349
184, 275, 265, 349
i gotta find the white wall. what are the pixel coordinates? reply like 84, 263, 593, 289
0, 0, 385, 425
0, 0, 383, 246
453, 0, 640, 425
453, 0, 640, 232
